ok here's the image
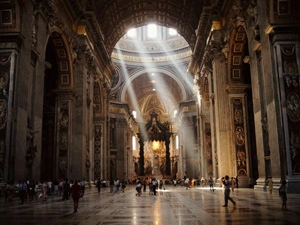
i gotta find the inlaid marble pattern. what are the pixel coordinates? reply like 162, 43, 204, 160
0, 186, 300, 225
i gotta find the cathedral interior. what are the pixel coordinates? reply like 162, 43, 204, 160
0, 0, 300, 193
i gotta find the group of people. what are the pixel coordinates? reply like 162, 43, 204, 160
266, 176, 288, 210
1, 178, 86, 213
135, 178, 165, 196
1, 175, 289, 211
95, 178, 127, 194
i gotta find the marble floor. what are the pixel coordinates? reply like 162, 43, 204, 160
0, 185, 299, 225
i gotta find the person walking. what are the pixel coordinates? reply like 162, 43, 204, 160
42, 180, 48, 202
4, 181, 15, 205
80, 179, 86, 196
152, 178, 158, 195
279, 179, 287, 210
71, 179, 82, 213
62, 178, 70, 200
143, 178, 147, 192
208, 177, 214, 191
222, 175, 236, 207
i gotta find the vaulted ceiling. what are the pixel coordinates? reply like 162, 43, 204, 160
88, 0, 210, 54
66, 0, 219, 120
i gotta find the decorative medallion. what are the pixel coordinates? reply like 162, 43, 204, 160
286, 92, 300, 122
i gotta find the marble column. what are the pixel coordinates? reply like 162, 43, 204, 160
211, 51, 234, 177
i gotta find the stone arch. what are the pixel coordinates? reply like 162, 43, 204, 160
41, 31, 74, 180
45, 31, 74, 89
120, 68, 187, 102
91, 1, 207, 55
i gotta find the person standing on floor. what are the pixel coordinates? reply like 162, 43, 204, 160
267, 176, 273, 194
143, 178, 147, 192
80, 179, 86, 196
222, 175, 236, 207
71, 179, 82, 213
42, 180, 48, 202
135, 181, 142, 196
279, 179, 287, 210
152, 178, 158, 195
208, 177, 214, 191
231, 177, 236, 192
109, 179, 114, 193
62, 178, 70, 200
96, 179, 101, 193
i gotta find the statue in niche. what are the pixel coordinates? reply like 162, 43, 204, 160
234, 108, 243, 124
292, 77, 299, 88
287, 93, 300, 122
59, 131, 68, 150
59, 111, 68, 128
285, 75, 292, 87
235, 126, 245, 146
284, 61, 297, 75
237, 150, 246, 168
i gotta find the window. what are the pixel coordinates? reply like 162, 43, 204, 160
147, 24, 157, 39
127, 28, 137, 38
132, 136, 136, 150
168, 28, 177, 36
176, 135, 179, 150
174, 110, 178, 118
132, 110, 136, 119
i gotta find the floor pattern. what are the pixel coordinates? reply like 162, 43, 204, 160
0, 185, 299, 225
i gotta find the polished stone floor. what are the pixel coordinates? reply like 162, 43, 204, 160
0, 185, 299, 225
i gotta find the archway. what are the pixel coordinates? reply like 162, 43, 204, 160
41, 31, 73, 181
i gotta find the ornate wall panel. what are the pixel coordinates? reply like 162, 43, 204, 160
268, 0, 300, 25
205, 122, 213, 176
93, 82, 101, 114
94, 125, 102, 179
0, 53, 11, 179
280, 44, 300, 174
232, 98, 248, 176
58, 101, 70, 179
49, 32, 72, 88
0, 0, 20, 32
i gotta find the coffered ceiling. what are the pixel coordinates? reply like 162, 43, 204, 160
66, 0, 218, 120
88, 0, 211, 55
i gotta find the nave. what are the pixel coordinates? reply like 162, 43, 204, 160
0, 185, 300, 225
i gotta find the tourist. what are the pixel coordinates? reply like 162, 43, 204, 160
62, 178, 70, 200
71, 179, 82, 213
231, 177, 236, 192
42, 180, 48, 202
136, 181, 142, 196
267, 176, 273, 194
208, 177, 214, 191
279, 180, 287, 210
222, 175, 236, 207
